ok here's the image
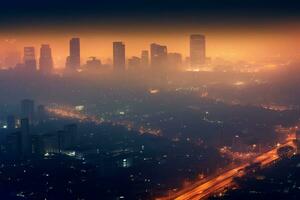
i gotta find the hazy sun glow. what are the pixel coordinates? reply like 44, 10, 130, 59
1, 22, 300, 69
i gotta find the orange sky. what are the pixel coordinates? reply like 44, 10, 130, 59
0, 22, 300, 68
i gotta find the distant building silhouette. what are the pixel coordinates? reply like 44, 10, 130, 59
190, 34, 206, 67
86, 57, 102, 69
23, 47, 37, 71
39, 44, 53, 74
150, 43, 168, 69
113, 42, 126, 71
21, 99, 35, 123
141, 50, 149, 67
68, 38, 80, 70
128, 56, 141, 71
168, 53, 182, 69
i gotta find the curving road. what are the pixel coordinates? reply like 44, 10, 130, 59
158, 139, 295, 200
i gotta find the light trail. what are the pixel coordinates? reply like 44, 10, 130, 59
47, 105, 297, 200
46, 105, 162, 136
157, 138, 295, 200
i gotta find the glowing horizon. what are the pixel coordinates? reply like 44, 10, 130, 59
0, 21, 300, 69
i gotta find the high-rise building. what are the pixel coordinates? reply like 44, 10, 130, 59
39, 44, 53, 74
128, 56, 141, 71
21, 99, 35, 123
150, 43, 168, 69
23, 47, 37, 71
68, 38, 80, 70
190, 34, 206, 67
168, 53, 182, 69
141, 50, 149, 67
113, 42, 126, 71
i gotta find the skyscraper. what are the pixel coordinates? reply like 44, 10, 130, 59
150, 43, 168, 69
68, 38, 80, 70
39, 44, 53, 74
113, 42, 126, 71
23, 47, 37, 71
190, 34, 206, 67
21, 99, 35, 123
141, 50, 149, 67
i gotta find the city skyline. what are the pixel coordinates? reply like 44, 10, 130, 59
1, 27, 300, 69
1, 31, 300, 70
1, 1, 300, 200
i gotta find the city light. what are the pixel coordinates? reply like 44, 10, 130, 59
0, 1, 300, 200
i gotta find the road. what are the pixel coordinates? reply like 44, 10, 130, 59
46, 105, 162, 136
157, 139, 295, 200
47, 105, 296, 200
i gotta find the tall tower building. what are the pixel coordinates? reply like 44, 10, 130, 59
23, 47, 37, 71
68, 38, 80, 70
39, 44, 53, 74
150, 43, 168, 69
21, 99, 35, 123
190, 34, 206, 67
113, 42, 126, 71
141, 50, 149, 67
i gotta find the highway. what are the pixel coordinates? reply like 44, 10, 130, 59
157, 139, 295, 200
47, 105, 296, 200
46, 106, 161, 136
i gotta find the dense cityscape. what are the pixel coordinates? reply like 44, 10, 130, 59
1, 0, 300, 200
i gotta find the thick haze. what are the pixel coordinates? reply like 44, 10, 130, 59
0, 0, 300, 67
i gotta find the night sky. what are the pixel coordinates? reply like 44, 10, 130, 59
1, 0, 300, 29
